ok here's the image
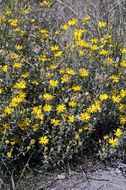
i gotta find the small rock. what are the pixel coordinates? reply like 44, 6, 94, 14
57, 173, 66, 180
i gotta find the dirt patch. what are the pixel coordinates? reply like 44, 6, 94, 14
1, 158, 126, 190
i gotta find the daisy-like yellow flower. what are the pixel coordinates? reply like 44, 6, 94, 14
61, 24, 69, 30
56, 104, 66, 113
66, 68, 75, 75
50, 118, 60, 126
21, 72, 29, 78
119, 115, 126, 124
118, 104, 125, 112
40, 1, 52, 7
2, 65, 8, 72
13, 62, 22, 68
120, 60, 126, 67
120, 89, 126, 97
39, 136, 49, 144
80, 112, 90, 121
68, 18, 78, 26
49, 79, 58, 88
72, 85, 82, 91
13, 80, 26, 89
91, 38, 98, 44
98, 21, 106, 27
109, 137, 118, 147
99, 94, 108, 101
68, 100, 77, 107
43, 93, 53, 101
111, 95, 121, 103
54, 51, 62, 57
15, 45, 23, 50
43, 104, 52, 112
50, 45, 59, 51
4, 106, 14, 115
79, 69, 89, 77
109, 75, 119, 83
99, 49, 108, 55
61, 75, 70, 83
113, 128, 123, 137
87, 104, 97, 113
104, 135, 109, 140
68, 115, 75, 123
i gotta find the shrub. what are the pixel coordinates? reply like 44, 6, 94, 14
0, 1, 125, 174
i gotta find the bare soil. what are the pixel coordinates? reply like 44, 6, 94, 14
1, 157, 125, 190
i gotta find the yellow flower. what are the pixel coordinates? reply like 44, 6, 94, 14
13, 80, 26, 89
68, 18, 78, 26
79, 69, 89, 77
56, 104, 66, 113
99, 94, 108, 101
109, 75, 119, 83
72, 85, 82, 91
49, 79, 58, 87
109, 137, 118, 147
75, 134, 80, 140
102, 148, 106, 152
118, 104, 125, 112
39, 136, 49, 144
15, 45, 23, 50
8, 19, 18, 26
87, 104, 97, 113
43, 104, 52, 112
4, 106, 14, 115
99, 49, 108, 55
80, 112, 90, 121
120, 89, 126, 97
0, 88, 3, 94
120, 60, 126, 67
27, 146, 31, 150
68, 100, 77, 107
61, 75, 70, 83
55, 31, 60, 35
68, 115, 75, 123
55, 51, 62, 57
50, 45, 59, 51
40, 1, 52, 7
119, 115, 126, 124
66, 68, 75, 75
61, 24, 69, 30
43, 93, 53, 101
13, 62, 22, 68
7, 152, 12, 157
2, 65, 8, 72
21, 72, 29, 78
31, 80, 39, 85
5, 140, 10, 144
98, 21, 106, 27
50, 118, 60, 126
104, 135, 109, 140
91, 38, 98, 44
113, 128, 123, 137
111, 95, 121, 103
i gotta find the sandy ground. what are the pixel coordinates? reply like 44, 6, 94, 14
47, 161, 126, 190
1, 158, 126, 190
